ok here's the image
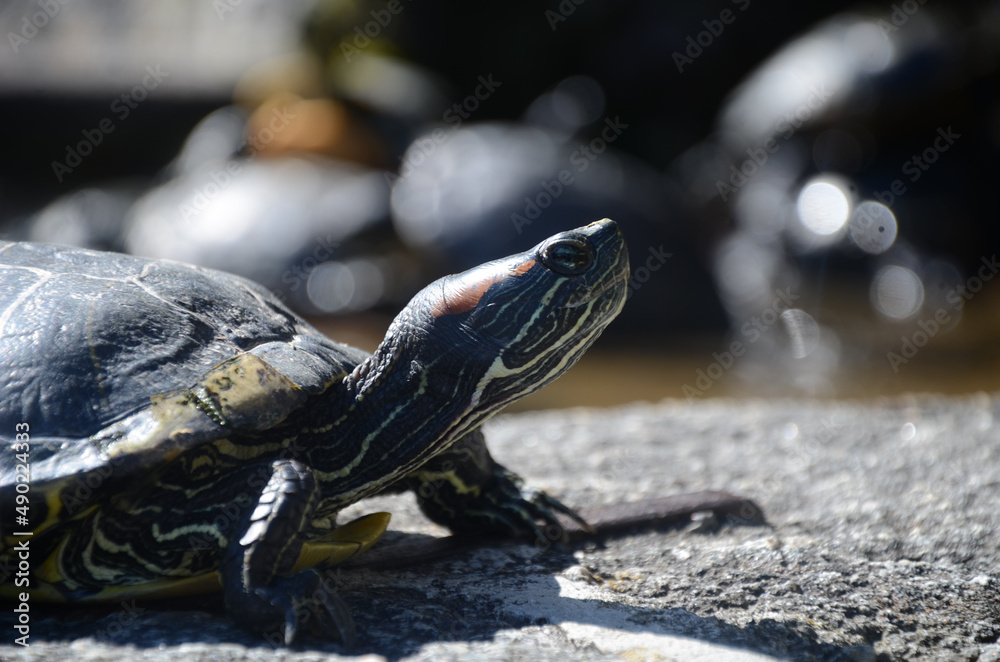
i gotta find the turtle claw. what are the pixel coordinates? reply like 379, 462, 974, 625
521, 483, 595, 537
236, 569, 357, 646
404, 431, 590, 546
312, 580, 356, 646
436, 467, 590, 546
282, 605, 297, 646
490, 469, 591, 544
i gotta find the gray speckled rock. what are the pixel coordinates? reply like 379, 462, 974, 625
2, 394, 998, 661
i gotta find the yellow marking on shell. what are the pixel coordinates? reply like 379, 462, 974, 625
0, 578, 74, 602
293, 512, 390, 572
211, 436, 290, 463
103, 352, 304, 461
0, 513, 392, 605
37, 477, 98, 533
0, 572, 226, 603
6, 495, 99, 583
45, 485, 66, 526
37, 537, 72, 584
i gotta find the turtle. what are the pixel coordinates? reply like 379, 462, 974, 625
0, 218, 629, 644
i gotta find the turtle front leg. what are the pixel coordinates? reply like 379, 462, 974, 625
221, 458, 355, 645
401, 430, 591, 544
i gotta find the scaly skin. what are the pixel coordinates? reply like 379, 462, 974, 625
0, 220, 630, 644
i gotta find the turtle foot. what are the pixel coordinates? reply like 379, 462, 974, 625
437, 466, 591, 547
487, 468, 592, 544
228, 569, 356, 646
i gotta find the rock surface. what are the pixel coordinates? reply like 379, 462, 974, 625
2, 394, 999, 661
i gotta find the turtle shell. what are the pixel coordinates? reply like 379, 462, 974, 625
0, 241, 368, 525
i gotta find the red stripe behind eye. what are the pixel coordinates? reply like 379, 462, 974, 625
431, 259, 536, 317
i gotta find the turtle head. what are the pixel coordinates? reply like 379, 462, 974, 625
334, 220, 626, 496
363, 219, 629, 426
431, 218, 628, 386
341, 219, 627, 482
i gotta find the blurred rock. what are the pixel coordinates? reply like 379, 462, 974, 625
672, 7, 1000, 395
125, 154, 407, 314
27, 185, 141, 251
244, 95, 387, 167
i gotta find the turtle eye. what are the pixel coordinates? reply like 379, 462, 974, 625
540, 236, 594, 276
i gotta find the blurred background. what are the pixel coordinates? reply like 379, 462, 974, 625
1, 0, 998, 409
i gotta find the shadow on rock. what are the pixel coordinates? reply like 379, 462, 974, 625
3, 525, 871, 661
